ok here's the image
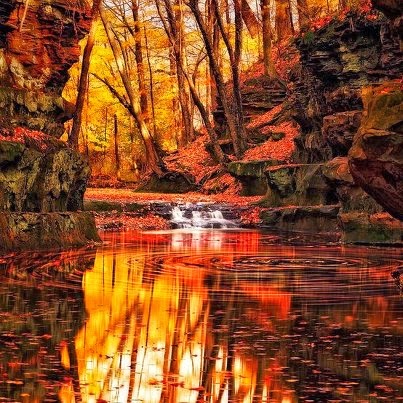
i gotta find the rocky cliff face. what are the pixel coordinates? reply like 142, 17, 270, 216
0, 130, 89, 212
0, 1, 99, 251
0, 0, 91, 137
225, 8, 402, 243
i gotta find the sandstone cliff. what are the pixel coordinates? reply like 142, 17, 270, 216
0, 0, 99, 251
0, 0, 91, 137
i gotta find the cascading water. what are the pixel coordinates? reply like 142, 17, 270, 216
171, 205, 239, 229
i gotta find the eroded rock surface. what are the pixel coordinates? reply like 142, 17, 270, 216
349, 82, 403, 220
0, 211, 100, 251
0, 1, 97, 251
0, 0, 91, 137
0, 132, 90, 212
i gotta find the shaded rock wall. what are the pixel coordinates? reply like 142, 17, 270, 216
0, 135, 89, 212
0, 211, 100, 251
255, 10, 402, 243
292, 12, 402, 163
0, 1, 98, 251
0, 0, 91, 137
349, 82, 403, 220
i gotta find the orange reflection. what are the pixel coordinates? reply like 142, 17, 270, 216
54, 230, 402, 403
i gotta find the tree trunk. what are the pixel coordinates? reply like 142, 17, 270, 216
189, 0, 245, 158
275, 0, 294, 40
143, 25, 158, 136
233, 0, 245, 142
174, 0, 194, 146
131, 0, 150, 125
158, 0, 193, 148
156, 0, 226, 163
297, 0, 309, 30
211, 0, 246, 153
99, 6, 164, 176
113, 114, 120, 179
69, 0, 101, 150
261, 0, 277, 77
241, 0, 261, 38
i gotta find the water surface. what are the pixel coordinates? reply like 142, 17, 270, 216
0, 229, 402, 402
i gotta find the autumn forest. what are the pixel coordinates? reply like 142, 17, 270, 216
64, 0, 355, 181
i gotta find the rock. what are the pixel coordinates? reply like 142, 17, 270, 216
0, 211, 100, 251
260, 205, 341, 234
227, 159, 283, 196
322, 111, 362, 156
291, 12, 402, 164
323, 157, 383, 213
84, 200, 144, 213
136, 171, 197, 193
0, 0, 91, 136
349, 81, 403, 220
0, 136, 90, 212
262, 163, 334, 207
339, 212, 403, 244
372, 0, 402, 19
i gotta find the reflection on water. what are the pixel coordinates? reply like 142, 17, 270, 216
0, 230, 402, 402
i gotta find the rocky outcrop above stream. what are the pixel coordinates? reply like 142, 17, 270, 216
0, 0, 91, 137
0, 133, 90, 212
349, 82, 403, 221
0, 130, 100, 252
0, 211, 99, 251
0, 1, 98, 252
225, 9, 403, 244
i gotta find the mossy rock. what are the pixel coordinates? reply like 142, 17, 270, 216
227, 160, 283, 196
228, 160, 283, 178
260, 205, 341, 234
0, 211, 100, 251
136, 171, 197, 194
339, 212, 403, 244
84, 200, 143, 212
262, 163, 333, 207
0, 141, 25, 166
362, 84, 403, 131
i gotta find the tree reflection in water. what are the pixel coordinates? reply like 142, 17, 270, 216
0, 229, 401, 402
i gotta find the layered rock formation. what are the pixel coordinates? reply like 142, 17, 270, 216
0, 0, 99, 251
227, 8, 402, 243
349, 81, 403, 221
0, 131, 89, 212
0, 0, 91, 136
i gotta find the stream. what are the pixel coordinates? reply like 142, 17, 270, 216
0, 228, 402, 402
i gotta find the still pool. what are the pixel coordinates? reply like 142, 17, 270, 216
0, 229, 402, 402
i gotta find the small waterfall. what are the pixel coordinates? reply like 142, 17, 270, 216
171, 205, 239, 229
171, 206, 192, 228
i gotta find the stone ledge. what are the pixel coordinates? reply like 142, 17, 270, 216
339, 212, 403, 245
260, 205, 341, 234
0, 211, 100, 251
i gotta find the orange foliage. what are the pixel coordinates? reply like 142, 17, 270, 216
0, 127, 53, 151
95, 212, 170, 231
244, 121, 299, 162
164, 134, 218, 184
246, 104, 284, 130
85, 188, 261, 206
240, 207, 263, 226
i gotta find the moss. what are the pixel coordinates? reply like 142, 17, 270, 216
228, 160, 282, 178
301, 30, 315, 46
0, 141, 25, 166
362, 85, 403, 131
0, 212, 100, 251
271, 132, 285, 141
340, 213, 403, 244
